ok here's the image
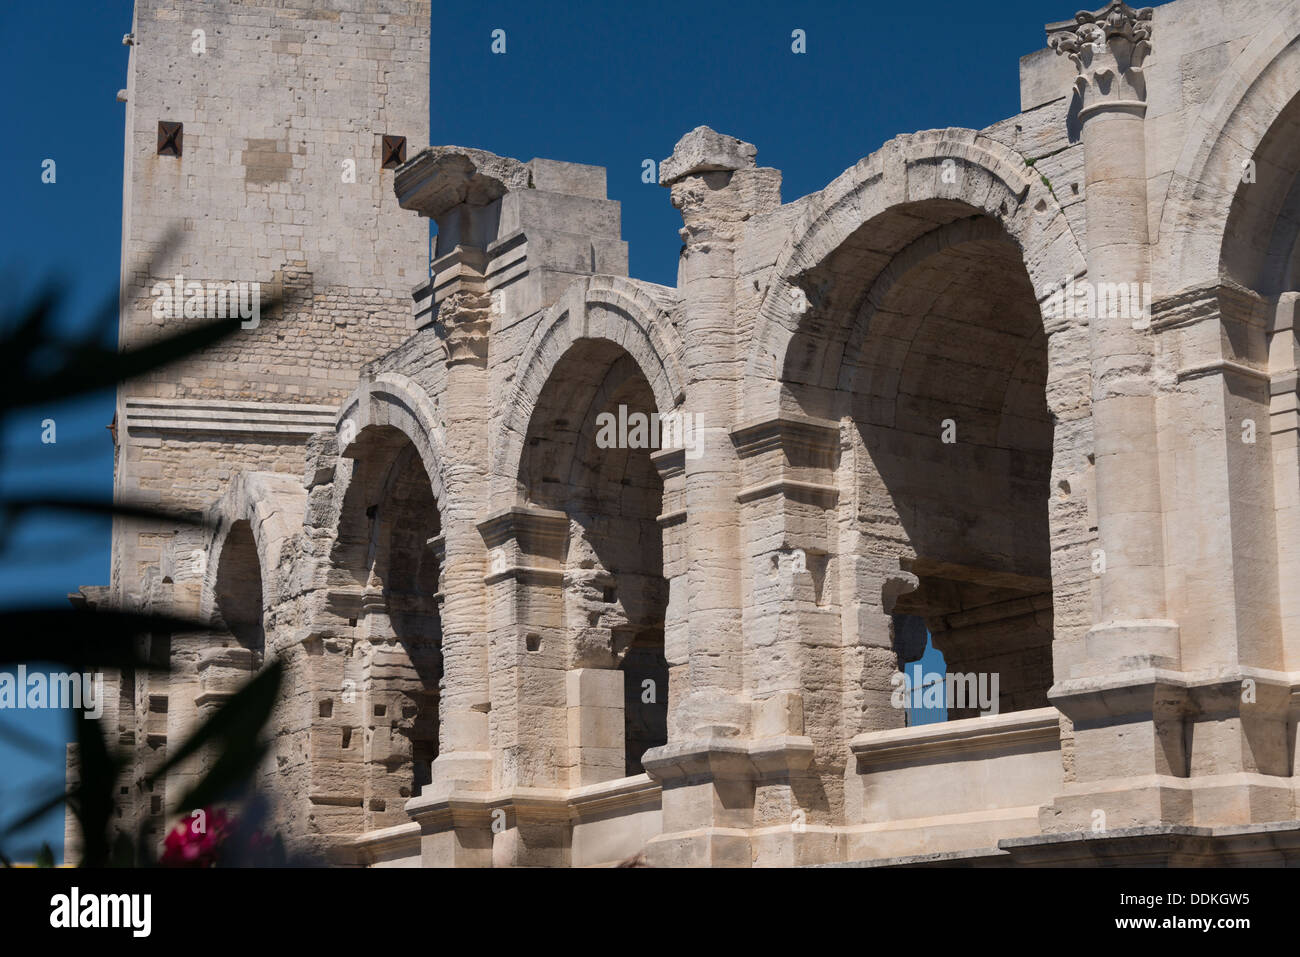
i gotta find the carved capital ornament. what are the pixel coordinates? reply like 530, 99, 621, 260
1048, 3, 1154, 118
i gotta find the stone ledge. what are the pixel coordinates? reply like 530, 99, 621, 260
403, 773, 662, 830
850, 707, 1061, 766
124, 397, 337, 438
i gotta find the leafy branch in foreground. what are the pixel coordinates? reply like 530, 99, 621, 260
0, 265, 286, 865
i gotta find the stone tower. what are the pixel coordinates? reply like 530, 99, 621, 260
69, 0, 430, 861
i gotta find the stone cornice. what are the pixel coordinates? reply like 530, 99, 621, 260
395, 146, 531, 221
641, 733, 816, 783
402, 774, 662, 831
124, 397, 337, 439
1050, 667, 1300, 722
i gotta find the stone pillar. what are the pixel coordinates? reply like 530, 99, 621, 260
428, 305, 494, 792
1271, 294, 1300, 665
657, 128, 758, 738
642, 127, 784, 866
478, 505, 571, 865
1043, 5, 1293, 830
393, 151, 522, 797
1042, 3, 1181, 829
732, 414, 841, 864
1049, 3, 1174, 670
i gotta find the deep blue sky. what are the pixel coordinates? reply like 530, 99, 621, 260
0, 0, 1074, 861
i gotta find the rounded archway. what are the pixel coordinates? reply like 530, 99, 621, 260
333, 424, 444, 818
776, 191, 1064, 722
212, 519, 266, 658
838, 210, 1054, 719
520, 338, 670, 776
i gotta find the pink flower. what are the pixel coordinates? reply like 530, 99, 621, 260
160, 807, 246, 867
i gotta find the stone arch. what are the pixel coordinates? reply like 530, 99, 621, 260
493, 275, 685, 505
743, 128, 1086, 421
506, 282, 680, 779
336, 371, 448, 517
327, 420, 445, 821
737, 130, 1090, 729
1155, 17, 1300, 672
199, 470, 307, 642
838, 210, 1057, 719
1156, 11, 1300, 296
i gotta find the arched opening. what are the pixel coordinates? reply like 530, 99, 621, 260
213, 519, 265, 659
519, 338, 669, 777
787, 204, 1055, 720
1216, 87, 1300, 667
334, 425, 443, 816
1220, 90, 1300, 298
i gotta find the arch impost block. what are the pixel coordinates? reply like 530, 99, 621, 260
730, 414, 840, 461
476, 504, 569, 550
731, 415, 841, 505
735, 479, 839, 507
1151, 283, 1271, 334
650, 444, 685, 479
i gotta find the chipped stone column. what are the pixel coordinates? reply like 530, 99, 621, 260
395, 150, 525, 812
642, 128, 784, 866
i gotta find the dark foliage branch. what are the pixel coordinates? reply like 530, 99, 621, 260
0, 270, 287, 866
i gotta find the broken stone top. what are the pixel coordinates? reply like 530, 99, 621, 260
1047, 3, 1153, 54
658, 126, 758, 186
395, 146, 532, 220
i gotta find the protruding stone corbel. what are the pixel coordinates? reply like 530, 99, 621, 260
659, 126, 780, 247
396, 147, 530, 364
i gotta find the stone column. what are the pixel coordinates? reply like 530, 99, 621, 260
428, 291, 494, 792
1042, 3, 1183, 829
1049, 3, 1174, 669
731, 414, 840, 864
641, 128, 784, 866
394, 150, 529, 797
1043, 4, 1293, 830
657, 128, 755, 738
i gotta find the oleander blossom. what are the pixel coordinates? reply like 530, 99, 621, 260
160, 807, 275, 867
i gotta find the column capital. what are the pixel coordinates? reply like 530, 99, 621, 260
1047, 3, 1154, 118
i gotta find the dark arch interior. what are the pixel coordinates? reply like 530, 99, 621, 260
334, 426, 443, 808
1221, 90, 1300, 295
213, 519, 265, 658
521, 338, 669, 775
787, 204, 1055, 719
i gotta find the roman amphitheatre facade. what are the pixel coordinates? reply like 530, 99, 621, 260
74, 0, 1300, 866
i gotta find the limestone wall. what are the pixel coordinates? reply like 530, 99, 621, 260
92, 0, 1300, 867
